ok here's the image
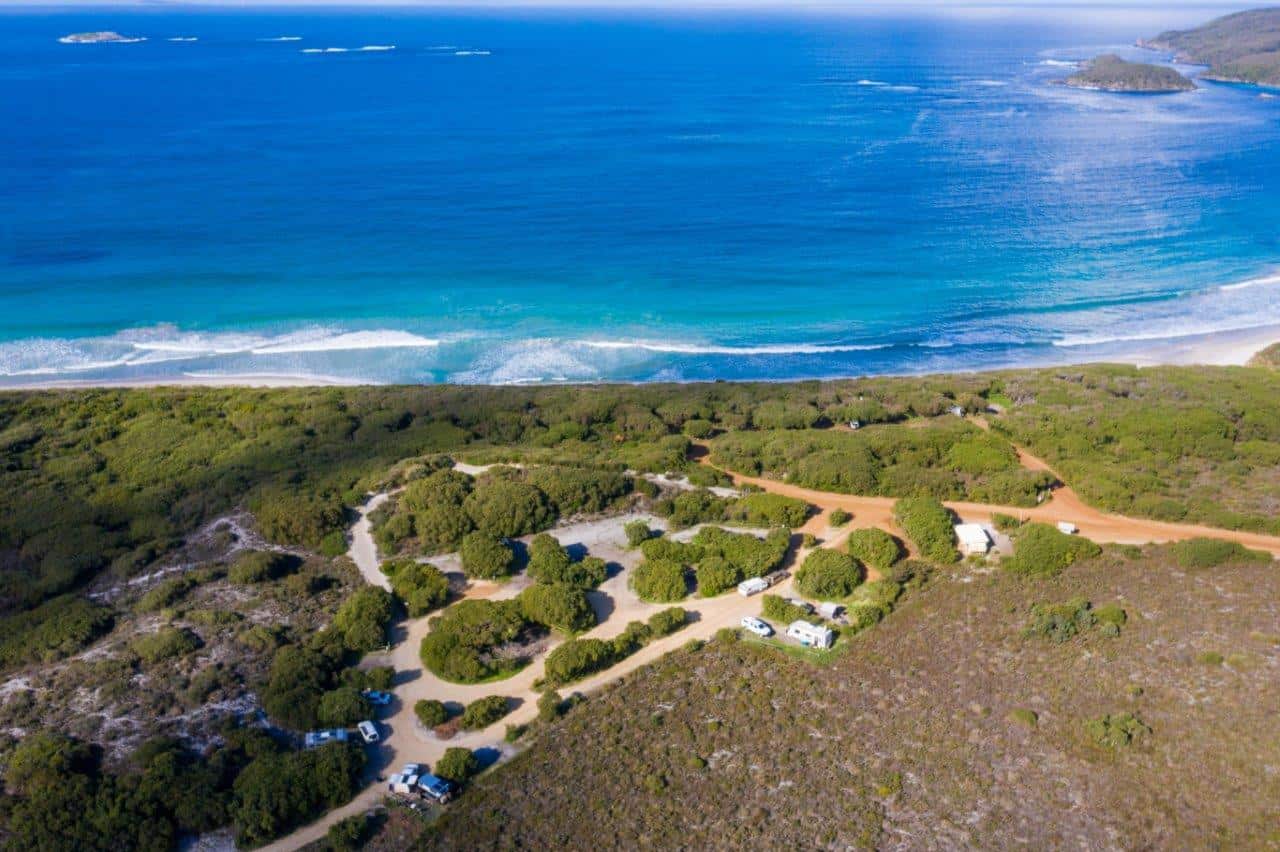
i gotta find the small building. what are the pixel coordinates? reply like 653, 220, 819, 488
786, 620, 834, 649
954, 523, 991, 556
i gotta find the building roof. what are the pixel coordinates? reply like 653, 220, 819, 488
953, 523, 991, 548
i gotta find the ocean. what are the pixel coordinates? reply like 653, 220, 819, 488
2, 5, 1278, 385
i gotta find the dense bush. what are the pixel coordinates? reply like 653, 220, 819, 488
893, 497, 958, 563
136, 575, 200, 612
695, 556, 741, 597
232, 740, 365, 847
829, 508, 851, 527
692, 526, 790, 579
795, 549, 865, 600
317, 686, 372, 726
459, 532, 515, 580
228, 550, 296, 584
624, 520, 652, 547
630, 558, 689, 603
254, 492, 347, 549
1025, 598, 1095, 643
537, 689, 564, 723
433, 747, 480, 784
1003, 524, 1101, 577
526, 533, 571, 580
762, 593, 819, 625
131, 626, 203, 665
543, 637, 616, 685
419, 599, 531, 683
464, 479, 553, 538
518, 582, 597, 634
333, 586, 393, 652
415, 699, 449, 728
647, 607, 689, 637
525, 465, 631, 517
846, 528, 902, 570
261, 644, 342, 730
727, 493, 809, 528
382, 558, 451, 617
1167, 538, 1271, 569
0, 595, 114, 668
1083, 713, 1151, 749
459, 695, 512, 730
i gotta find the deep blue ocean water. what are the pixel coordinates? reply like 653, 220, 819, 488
2, 5, 1278, 385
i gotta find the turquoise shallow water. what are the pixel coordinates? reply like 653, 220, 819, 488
1, 6, 1278, 384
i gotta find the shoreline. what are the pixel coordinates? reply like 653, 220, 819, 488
2, 323, 1277, 391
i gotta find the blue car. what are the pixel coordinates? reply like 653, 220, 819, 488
417, 773, 459, 804
362, 689, 393, 707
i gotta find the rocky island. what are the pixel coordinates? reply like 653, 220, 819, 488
58, 31, 145, 44
1063, 54, 1195, 92
1142, 7, 1280, 88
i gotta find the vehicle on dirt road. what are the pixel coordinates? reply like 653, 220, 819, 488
740, 615, 774, 637
418, 773, 459, 804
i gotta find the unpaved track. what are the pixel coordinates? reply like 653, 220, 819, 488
264, 445, 1280, 850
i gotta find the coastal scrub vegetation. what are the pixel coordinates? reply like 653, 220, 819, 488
420, 544, 1280, 850
893, 497, 959, 563
1002, 524, 1102, 578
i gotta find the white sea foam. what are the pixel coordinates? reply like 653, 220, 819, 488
1054, 320, 1280, 348
260, 36, 302, 42
973, 79, 1008, 87
59, 36, 147, 44
454, 50, 491, 56
856, 80, 918, 92
357, 45, 396, 52
856, 79, 887, 87
1219, 272, 1280, 292
577, 340, 889, 356
301, 48, 323, 53
251, 330, 439, 354
167, 37, 198, 43
1039, 59, 1080, 68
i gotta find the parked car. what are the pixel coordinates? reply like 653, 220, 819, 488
303, 728, 349, 749
737, 577, 770, 596
388, 772, 419, 795
740, 615, 774, 638
363, 689, 393, 707
1056, 521, 1078, 535
418, 773, 459, 804
401, 763, 426, 777
357, 720, 380, 744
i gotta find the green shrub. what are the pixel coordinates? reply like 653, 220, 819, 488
326, 814, 372, 852
137, 575, 199, 612
537, 689, 563, 723
464, 479, 552, 538
260, 645, 339, 731
1003, 524, 1101, 577
692, 526, 790, 578
795, 549, 864, 600
459, 695, 511, 730
419, 599, 529, 683
253, 492, 347, 549
624, 520, 652, 547
682, 418, 715, 438
762, 593, 819, 625
317, 687, 372, 727
646, 607, 688, 637
434, 748, 480, 784
414, 699, 449, 727
334, 587, 393, 652
639, 536, 703, 563
1094, 603, 1127, 636
526, 533, 571, 579
991, 513, 1024, 532
1168, 538, 1272, 569
1007, 708, 1039, 728
630, 558, 688, 603
382, 558, 450, 616
1025, 598, 1095, 643
459, 532, 515, 580
517, 582, 597, 634
131, 626, 202, 664
543, 638, 615, 685
610, 620, 653, 658
829, 508, 851, 527
695, 556, 741, 597
228, 550, 296, 584
893, 497, 958, 564
1196, 650, 1224, 665
1084, 713, 1151, 749
727, 493, 809, 527
846, 528, 902, 570
231, 741, 365, 847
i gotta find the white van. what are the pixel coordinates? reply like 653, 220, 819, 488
357, 720, 380, 744
737, 577, 770, 596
